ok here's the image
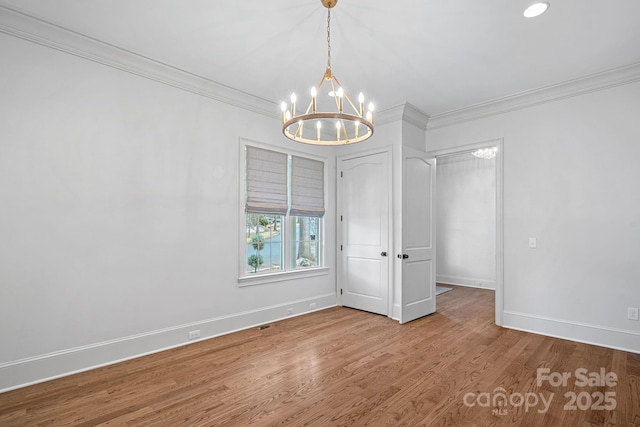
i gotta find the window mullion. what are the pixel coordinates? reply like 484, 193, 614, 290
283, 214, 290, 271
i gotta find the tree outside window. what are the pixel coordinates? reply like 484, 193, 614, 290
291, 216, 320, 268
245, 214, 282, 274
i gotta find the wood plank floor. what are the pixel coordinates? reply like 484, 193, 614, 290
1, 285, 639, 426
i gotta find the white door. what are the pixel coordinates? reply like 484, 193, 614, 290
339, 151, 390, 315
399, 148, 436, 323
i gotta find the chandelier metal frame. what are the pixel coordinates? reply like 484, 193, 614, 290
281, 0, 374, 146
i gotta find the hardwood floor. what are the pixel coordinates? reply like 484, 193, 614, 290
1, 285, 639, 426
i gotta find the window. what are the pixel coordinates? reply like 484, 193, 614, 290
241, 144, 325, 279
246, 214, 283, 273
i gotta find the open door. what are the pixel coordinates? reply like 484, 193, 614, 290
399, 147, 436, 323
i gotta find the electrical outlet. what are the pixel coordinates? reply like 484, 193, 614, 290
309, 302, 317, 309
628, 307, 639, 321
287, 308, 294, 316
188, 330, 200, 340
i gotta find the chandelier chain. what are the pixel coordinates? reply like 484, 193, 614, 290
326, 9, 331, 71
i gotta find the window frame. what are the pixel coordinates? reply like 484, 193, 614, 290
238, 139, 329, 286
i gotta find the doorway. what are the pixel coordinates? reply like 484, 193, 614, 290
429, 139, 504, 325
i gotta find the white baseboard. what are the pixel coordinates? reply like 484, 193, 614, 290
0, 293, 336, 393
503, 310, 640, 355
437, 275, 496, 290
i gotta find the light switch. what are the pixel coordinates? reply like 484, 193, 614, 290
528, 237, 537, 248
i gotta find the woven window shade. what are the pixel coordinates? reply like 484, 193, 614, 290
290, 156, 325, 217
245, 146, 288, 215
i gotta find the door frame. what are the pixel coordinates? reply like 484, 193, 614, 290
337, 145, 394, 316
427, 138, 504, 326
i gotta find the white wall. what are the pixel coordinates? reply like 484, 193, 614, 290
0, 33, 337, 390
427, 81, 640, 352
436, 152, 496, 289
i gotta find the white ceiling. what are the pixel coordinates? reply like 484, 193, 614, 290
2, 0, 640, 116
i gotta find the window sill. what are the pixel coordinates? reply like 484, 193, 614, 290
238, 267, 330, 287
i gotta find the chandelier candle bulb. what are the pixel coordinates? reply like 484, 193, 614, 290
290, 93, 296, 116
281, 101, 287, 123
316, 120, 322, 141
355, 120, 360, 138
336, 121, 341, 141
359, 93, 364, 116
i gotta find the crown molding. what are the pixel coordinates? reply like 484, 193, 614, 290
401, 102, 430, 130
0, 4, 279, 119
377, 102, 430, 129
4, 4, 638, 131
376, 104, 404, 127
427, 62, 640, 130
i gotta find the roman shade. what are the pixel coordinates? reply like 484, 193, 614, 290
245, 146, 288, 215
290, 155, 325, 217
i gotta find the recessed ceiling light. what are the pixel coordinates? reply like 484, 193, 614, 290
524, 2, 550, 18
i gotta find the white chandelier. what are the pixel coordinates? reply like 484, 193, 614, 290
280, 0, 374, 146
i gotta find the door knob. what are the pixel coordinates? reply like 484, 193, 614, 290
381, 251, 387, 257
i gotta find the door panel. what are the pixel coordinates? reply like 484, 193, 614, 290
400, 148, 436, 323
405, 157, 432, 249
345, 163, 382, 247
340, 151, 389, 315
403, 259, 432, 303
